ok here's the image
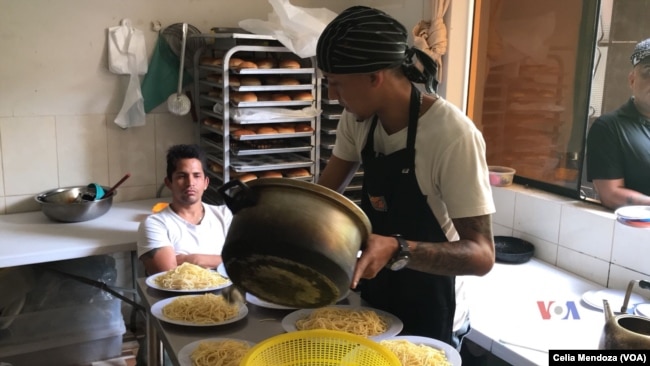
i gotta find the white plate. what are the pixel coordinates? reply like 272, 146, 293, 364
615, 205, 650, 221
281, 305, 403, 341
177, 337, 255, 366
216, 263, 228, 278
145, 270, 231, 293
581, 289, 647, 312
246, 293, 297, 310
635, 303, 650, 317
380, 335, 462, 366
150, 295, 248, 326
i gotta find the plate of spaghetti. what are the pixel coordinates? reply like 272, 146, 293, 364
146, 262, 231, 292
151, 293, 248, 326
379, 336, 460, 366
281, 305, 403, 340
177, 337, 255, 366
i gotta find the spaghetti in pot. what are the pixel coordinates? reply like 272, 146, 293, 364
190, 339, 251, 366
295, 307, 388, 337
379, 339, 451, 366
154, 262, 229, 290
162, 293, 239, 324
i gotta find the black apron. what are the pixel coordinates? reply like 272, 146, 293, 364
358, 85, 456, 344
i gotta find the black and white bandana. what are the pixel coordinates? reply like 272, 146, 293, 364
631, 38, 650, 66
317, 6, 439, 92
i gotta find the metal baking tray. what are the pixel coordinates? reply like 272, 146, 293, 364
232, 116, 314, 124
232, 68, 315, 75
322, 98, 340, 105
322, 112, 342, 120
231, 131, 313, 140
320, 135, 336, 150
231, 84, 313, 92
232, 140, 313, 156
212, 153, 313, 173
321, 120, 338, 135
231, 100, 313, 108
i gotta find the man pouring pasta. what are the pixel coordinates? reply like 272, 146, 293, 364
316, 6, 496, 351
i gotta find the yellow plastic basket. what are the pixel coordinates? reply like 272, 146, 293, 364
241, 329, 401, 366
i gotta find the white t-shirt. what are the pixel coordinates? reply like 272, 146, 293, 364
333, 96, 496, 331
137, 203, 233, 259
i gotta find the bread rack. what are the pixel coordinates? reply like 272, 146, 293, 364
190, 30, 321, 204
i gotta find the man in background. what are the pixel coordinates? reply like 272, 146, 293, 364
587, 38, 650, 210
137, 144, 232, 274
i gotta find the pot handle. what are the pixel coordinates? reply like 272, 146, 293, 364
217, 179, 258, 214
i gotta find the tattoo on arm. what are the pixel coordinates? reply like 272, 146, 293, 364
142, 247, 162, 260
409, 215, 493, 275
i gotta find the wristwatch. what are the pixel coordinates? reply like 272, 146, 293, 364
387, 234, 410, 271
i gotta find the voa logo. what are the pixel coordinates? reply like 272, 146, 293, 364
537, 301, 580, 320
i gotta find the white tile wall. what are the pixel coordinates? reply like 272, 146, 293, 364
491, 185, 650, 292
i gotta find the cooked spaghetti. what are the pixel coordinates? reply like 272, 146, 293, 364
379, 339, 451, 366
162, 293, 239, 324
154, 262, 229, 290
190, 339, 251, 366
295, 307, 388, 337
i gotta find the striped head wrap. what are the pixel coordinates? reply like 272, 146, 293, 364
631, 38, 650, 66
317, 6, 439, 92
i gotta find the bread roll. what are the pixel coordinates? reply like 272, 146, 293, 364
237, 173, 257, 183
294, 123, 314, 132
228, 58, 244, 67
207, 90, 222, 98
256, 93, 272, 101
284, 168, 310, 178
231, 92, 258, 103
231, 128, 256, 137
228, 75, 241, 87
275, 125, 295, 133
241, 76, 262, 86
264, 76, 280, 85
258, 170, 283, 178
237, 61, 258, 69
206, 74, 222, 83
279, 78, 300, 86
279, 59, 301, 68
202, 118, 220, 127
271, 93, 291, 102
200, 57, 222, 66
292, 91, 313, 101
257, 126, 278, 134
255, 58, 276, 69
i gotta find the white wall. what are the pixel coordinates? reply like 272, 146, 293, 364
492, 185, 650, 290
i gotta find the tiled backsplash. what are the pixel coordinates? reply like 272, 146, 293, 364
492, 184, 650, 290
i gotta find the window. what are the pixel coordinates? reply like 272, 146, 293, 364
468, 0, 600, 198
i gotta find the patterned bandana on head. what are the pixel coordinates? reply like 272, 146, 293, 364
631, 38, 650, 66
317, 6, 439, 93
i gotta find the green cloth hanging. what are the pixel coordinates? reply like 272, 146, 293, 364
141, 36, 192, 113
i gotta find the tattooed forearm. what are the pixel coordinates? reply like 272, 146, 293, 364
407, 215, 494, 276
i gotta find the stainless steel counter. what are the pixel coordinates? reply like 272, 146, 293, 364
136, 278, 361, 366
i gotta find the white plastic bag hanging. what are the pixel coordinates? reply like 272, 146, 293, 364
108, 19, 148, 75
238, 0, 337, 58
114, 19, 146, 129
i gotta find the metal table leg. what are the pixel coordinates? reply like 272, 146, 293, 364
146, 310, 163, 366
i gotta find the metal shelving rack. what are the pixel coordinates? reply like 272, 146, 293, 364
318, 82, 363, 204
191, 30, 321, 204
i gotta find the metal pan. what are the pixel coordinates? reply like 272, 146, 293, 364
494, 236, 535, 264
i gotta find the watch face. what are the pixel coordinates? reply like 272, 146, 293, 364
389, 257, 409, 271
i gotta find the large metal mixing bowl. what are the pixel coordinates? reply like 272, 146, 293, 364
35, 186, 115, 222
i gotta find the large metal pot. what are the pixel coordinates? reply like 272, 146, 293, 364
218, 178, 371, 308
